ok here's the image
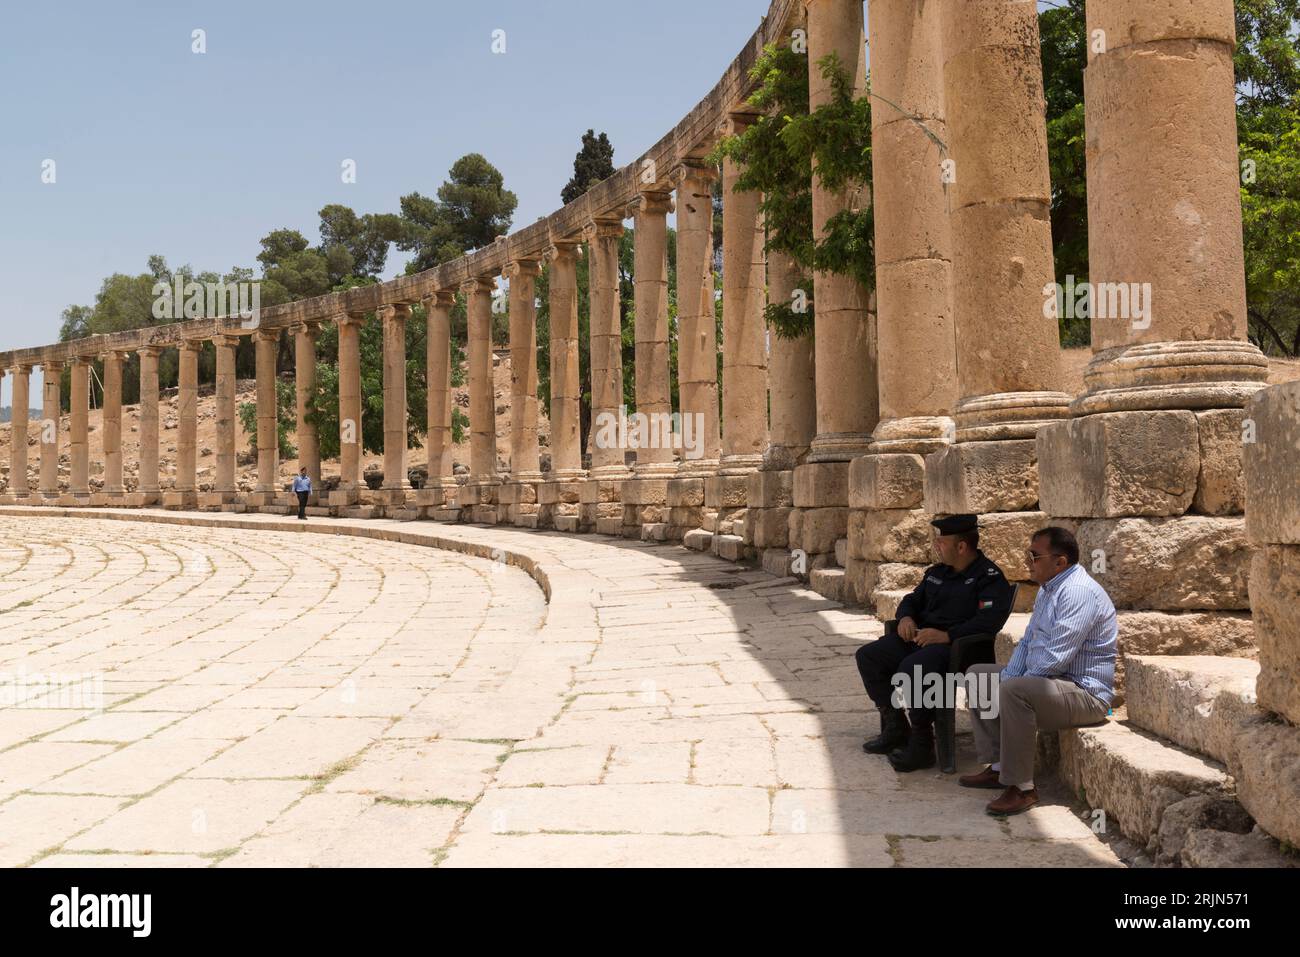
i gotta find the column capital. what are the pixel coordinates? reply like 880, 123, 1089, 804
379, 302, 412, 322
8, 362, 34, 375
545, 240, 581, 264
633, 190, 674, 217
583, 218, 625, 242
718, 111, 760, 139
293, 318, 322, 334
137, 345, 162, 358
460, 276, 496, 296
41, 358, 65, 372
502, 259, 542, 281
252, 325, 280, 343
337, 311, 367, 329
99, 349, 129, 363
69, 355, 91, 368
211, 333, 241, 349
179, 339, 202, 354
674, 162, 718, 190
424, 287, 457, 309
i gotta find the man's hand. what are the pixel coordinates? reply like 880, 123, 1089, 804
914, 628, 950, 647
897, 617, 918, 642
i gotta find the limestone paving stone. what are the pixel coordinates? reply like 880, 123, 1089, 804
0, 511, 1122, 867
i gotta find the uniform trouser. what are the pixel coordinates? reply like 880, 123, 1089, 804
855, 631, 953, 729
965, 662, 1109, 788
296, 491, 309, 519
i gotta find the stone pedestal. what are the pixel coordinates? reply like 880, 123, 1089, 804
580, 477, 624, 534
619, 478, 669, 539
163, 490, 199, 510
665, 477, 706, 542
537, 480, 581, 530
498, 481, 540, 528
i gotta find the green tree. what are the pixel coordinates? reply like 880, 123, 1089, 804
561, 130, 616, 205
397, 153, 517, 273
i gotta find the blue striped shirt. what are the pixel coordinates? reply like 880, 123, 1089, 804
1002, 563, 1117, 706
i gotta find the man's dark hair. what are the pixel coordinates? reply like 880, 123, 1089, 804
955, 529, 979, 552
1033, 526, 1079, 565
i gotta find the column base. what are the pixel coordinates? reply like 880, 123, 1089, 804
244, 491, 280, 508
163, 490, 199, 510
1074, 340, 1269, 416
868, 415, 955, 455
58, 493, 92, 507
808, 432, 874, 463
127, 491, 161, 508
200, 491, 239, 509
413, 487, 449, 508
953, 391, 1071, 442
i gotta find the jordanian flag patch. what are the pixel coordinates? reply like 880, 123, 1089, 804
980, 600, 995, 608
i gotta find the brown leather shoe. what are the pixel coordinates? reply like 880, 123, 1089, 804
986, 786, 1039, 816
958, 765, 1002, 790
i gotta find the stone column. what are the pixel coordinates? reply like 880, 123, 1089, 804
1034, 0, 1266, 660
251, 327, 279, 506
38, 360, 62, 501
665, 164, 721, 543
210, 335, 238, 506
459, 276, 500, 522
166, 340, 199, 509
135, 347, 160, 505
330, 314, 364, 508
100, 351, 125, 503
804, 0, 877, 464
417, 289, 457, 514
579, 215, 631, 535
501, 259, 542, 527
379, 302, 411, 509
1070, 0, 1266, 414
793, 0, 877, 575
294, 320, 321, 497
922, 0, 1071, 568
707, 130, 769, 562
747, 250, 815, 573
67, 358, 90, 504
6, 365, 32, 502
537, 240, 585, 531
620, 191, 674, 539
846, 0, 961, 611
630, 191, 675, 480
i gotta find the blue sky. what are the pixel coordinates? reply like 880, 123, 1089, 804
0, 0, 764, 402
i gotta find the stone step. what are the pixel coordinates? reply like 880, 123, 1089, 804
1058, 718, 1230, 849
711, 534, 746, 562
594, 517, 623, 537
810, 567, 846, 604
994, 613, 1031, 663
552, 515, 579, 533
1124, 655, 1260, 765
834, 537, 848, 568
871, 588, 907, 622
760, 548, 796, 578
683, 529, 713, 552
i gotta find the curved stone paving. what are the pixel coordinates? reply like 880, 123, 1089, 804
0, 510, 1120, 867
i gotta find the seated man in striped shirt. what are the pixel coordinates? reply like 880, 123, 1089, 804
960, 526, 1117, 816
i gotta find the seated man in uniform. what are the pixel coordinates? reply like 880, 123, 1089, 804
856, 514, 1015, 773
959, 526, 1116, 816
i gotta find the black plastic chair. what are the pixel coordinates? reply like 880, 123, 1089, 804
887, 583, 1018, 774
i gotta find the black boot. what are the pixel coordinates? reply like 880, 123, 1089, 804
863, 707, 911, 754
888, 724, 936, 772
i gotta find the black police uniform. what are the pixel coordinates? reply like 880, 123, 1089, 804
855, 549, 1014, 729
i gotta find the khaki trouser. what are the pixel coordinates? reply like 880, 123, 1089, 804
965, 662, 1109, 788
